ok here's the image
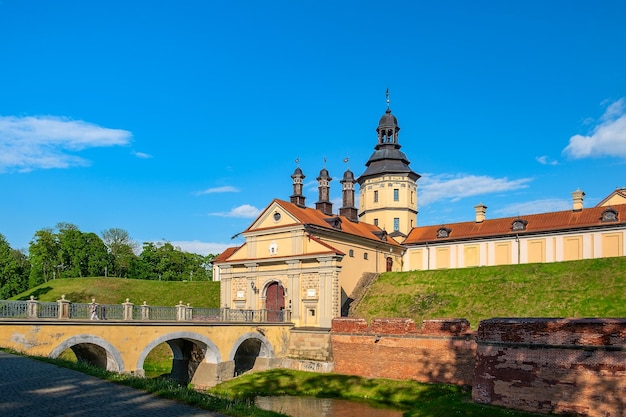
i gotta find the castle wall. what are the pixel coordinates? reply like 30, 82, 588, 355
331, 317, 626, 417
473, 318, 626, 417
331, 318, 476, 386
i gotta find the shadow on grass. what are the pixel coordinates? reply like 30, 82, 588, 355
17, 286, 53, 300
208, 369, 551, 417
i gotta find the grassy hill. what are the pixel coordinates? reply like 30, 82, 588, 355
10, 257, 626, 328
11, 278, 221, 308
352, 256, 626, 328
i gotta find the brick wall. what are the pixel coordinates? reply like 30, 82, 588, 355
472, 318, 626, 417
331, 318, 476, 386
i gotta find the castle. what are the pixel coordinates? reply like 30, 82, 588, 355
213, 98, 626, 328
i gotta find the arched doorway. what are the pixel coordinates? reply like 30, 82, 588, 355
265, 281, 285, 322
386, 256, 393, 272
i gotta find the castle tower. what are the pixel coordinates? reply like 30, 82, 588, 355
357, 92, 420, 236
315, 167, 333, 215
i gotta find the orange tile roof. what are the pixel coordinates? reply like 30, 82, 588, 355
246, 199, 403, 247
404, 204, 626, 245
212, 246, 241, 263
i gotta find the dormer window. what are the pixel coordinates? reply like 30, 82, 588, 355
373, 230, 388, 241
437, 227, 451, 239
324, 217, 342, 230
601, 207, 618, 222
511, 219, 528, 231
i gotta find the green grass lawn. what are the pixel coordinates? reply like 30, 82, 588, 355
208, 369, 556, 417
11, 277, 221, 308
12, 257, 626, 328
352, 257, 626, 328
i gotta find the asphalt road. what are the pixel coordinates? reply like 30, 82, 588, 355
0, 351, 227, 417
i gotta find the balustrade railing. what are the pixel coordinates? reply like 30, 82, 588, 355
0, 297, 291, 323
38, 302, 58, 319
1, 300, 28, 318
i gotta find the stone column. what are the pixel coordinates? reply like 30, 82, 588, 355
27, 295, 39, 319
122, 298, 134, 320
140, 301, 150, 320
57, 295, 71, 319
176, 301, 186, 321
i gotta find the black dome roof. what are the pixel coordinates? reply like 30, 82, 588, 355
378, 109, 398, 129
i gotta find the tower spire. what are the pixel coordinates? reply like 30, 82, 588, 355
386, 88, 390, 110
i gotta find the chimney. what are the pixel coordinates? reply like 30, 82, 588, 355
572, 189, 585, 211
474, 203, 487, 223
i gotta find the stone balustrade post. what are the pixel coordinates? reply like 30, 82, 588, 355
222, 307, 230, 321
176, 301, 186, 321
57, 295, 70, 319
141, 301, 150, 320
122, 298, 134, 320
186, 303, 193, 320
27, 295, 39, 319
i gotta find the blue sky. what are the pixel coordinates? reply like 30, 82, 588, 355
1, 1, 625, 255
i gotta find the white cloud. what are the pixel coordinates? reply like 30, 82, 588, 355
419, 173, 532, 206
209, 204, 261, 218
535, 155, 558, 166
133, 150, 153, 159
493, 198, 571, 217
170, 240, 232, 256
0, 115, 132, 173
196, 186, 239, 195
563, 98, 626, 159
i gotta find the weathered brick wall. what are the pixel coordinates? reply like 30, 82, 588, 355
331, 318, 476, 386
473, 318, 626, 417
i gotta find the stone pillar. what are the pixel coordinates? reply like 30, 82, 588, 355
140, 301, 150, 320
27, 295, 39, 319
176, 301, 186, 321
122, 298, 134, 320
57, 295, 70, 319
185, 303, 193, 320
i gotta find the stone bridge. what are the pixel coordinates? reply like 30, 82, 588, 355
0, 319, 294, 387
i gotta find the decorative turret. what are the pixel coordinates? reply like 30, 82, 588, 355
357, 91, 420, 236
316, 167, 333, 215
357, 92, 419, 185
290, 166, 306, 207
339, 168, 358, 222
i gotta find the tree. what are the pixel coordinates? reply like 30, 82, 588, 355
0, 234, 30, 298
101, 228, 137, 277
131, 242, 215, 281
56, 223, 111, 278
28, 228, 60, 286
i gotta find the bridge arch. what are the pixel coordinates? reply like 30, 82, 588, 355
230, 331, 275, 376
136, 331, 221, 384
49, 335, 125, 372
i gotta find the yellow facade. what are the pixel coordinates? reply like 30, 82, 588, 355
358, 174, 417, 236
601, 232, 623, 258
216, 200, 403, 328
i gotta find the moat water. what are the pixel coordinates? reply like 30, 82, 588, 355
255, 395, 404, 417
